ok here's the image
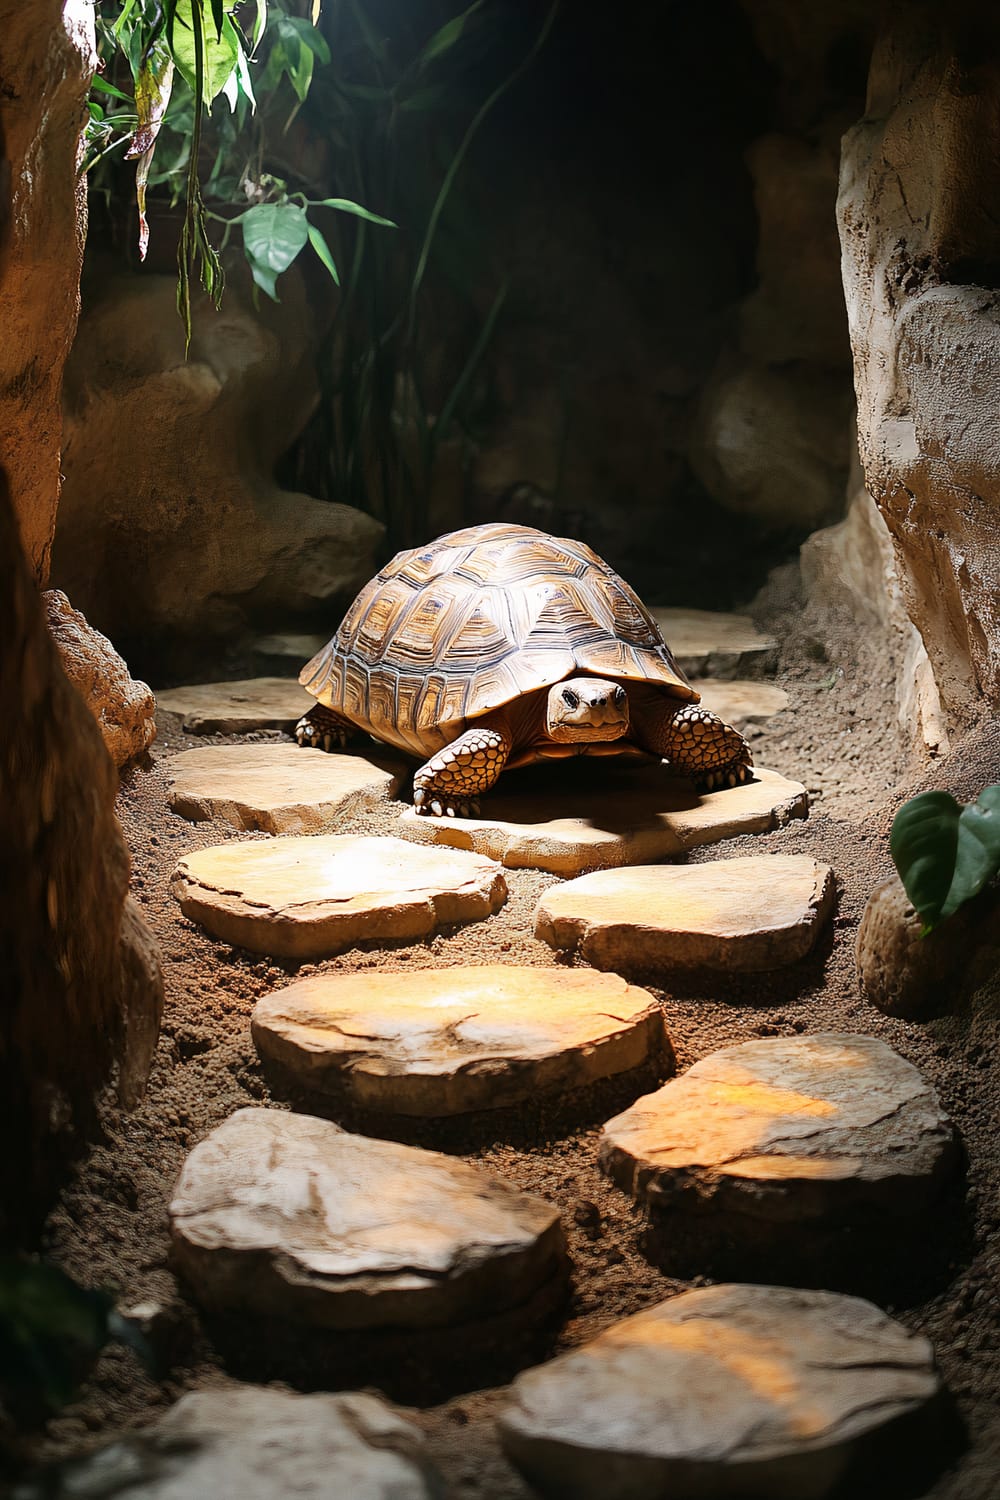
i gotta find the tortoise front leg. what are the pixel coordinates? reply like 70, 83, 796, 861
639, 700, 753, 790
295, 704, 358, 752
413, 722, 512, 817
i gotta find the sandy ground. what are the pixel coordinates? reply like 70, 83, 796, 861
28, 579, 1000, 1498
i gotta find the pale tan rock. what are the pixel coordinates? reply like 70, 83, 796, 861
166, 744, 404, 834
856, 875, 1000, 1020
252, 631, 328, 675
650, 607, 776, 677
399, 766, 808, 875
171, 834, 507, 958
44, 590, 155, 766
695, 679, 789, 724
499, 1284, 943, 1500
24, 1386, 442, 1499
169, 1108, 565, 1329
155, 678, 315, 733
251, 967, 672, 1116
535, 855, 834, 971
600, 1033, 957, 1227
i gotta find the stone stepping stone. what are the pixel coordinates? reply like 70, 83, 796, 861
651, 607, 777, 678
399, 765, 807, 876
498, 1283, 943, 1500
171, 834, 506, 958
252, 630, 328, 675
166, 744, 404, 834
535, 854, 834, 971
155, 677, 313, 732
31, 1386, 441, 1499
600, 1034, 959, 1277
252, 966, 672, 1117
169, 1107, 566, 1332
696, 678, 789, 724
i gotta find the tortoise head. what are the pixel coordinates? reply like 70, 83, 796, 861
545, 676, 629, 743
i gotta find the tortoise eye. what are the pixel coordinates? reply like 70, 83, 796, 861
562, 688, 580, 709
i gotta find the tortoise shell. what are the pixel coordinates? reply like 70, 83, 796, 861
300, 522, 698, 758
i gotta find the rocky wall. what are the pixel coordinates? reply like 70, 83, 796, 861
838, 0, 1000, 729
0, 0, 95, 582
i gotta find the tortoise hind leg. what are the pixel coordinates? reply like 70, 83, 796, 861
295, 704, 358, 752
639, 701, 753, 790
413, 722, 512, 817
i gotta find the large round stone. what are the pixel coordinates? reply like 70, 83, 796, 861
251, 966, 672, 1117
535, 855, 834, 971
399, 766, 807, 876
171, 835, 506, 958
499, 1284, 943, 1500
155, 678, 314, 733
166, 744, 404, 834
599, 1034, 959, 1282
24, 1387, 442, 1499
169, 1108, 565, 1330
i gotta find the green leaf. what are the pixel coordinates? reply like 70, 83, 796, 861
307, 221, 339, 284
236, 39, 257, 108
170, 0, 241, 106
241, 200, 309, 300
415, 0, 485, 71
890, 786, 1000, 930
312, 196, 396, 228
91, 75, 134, 103
279, 15, 330, 65
210, 0, 224, 43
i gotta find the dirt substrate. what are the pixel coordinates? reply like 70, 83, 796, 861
28, 584, 1000, 1499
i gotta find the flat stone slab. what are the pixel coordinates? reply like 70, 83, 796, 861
651, 607, 777, 678
252, 631, 328, 673
601, 1033, 958, 1231
535, 854, 834, 972
251, 966, 672, 1117
499, 1283, 942, 1500
165, 744, 404, 834
30, 1387, 441, 1499
696, 679, 789, 724
171, 834, 506, 958
169, 1107, 566, 1330
155, 677, 314, 732
399, 765, 807, 875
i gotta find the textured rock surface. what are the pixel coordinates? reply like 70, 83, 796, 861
21, 1386, 443, 1499
44, 589, 155, 766
172, 834, 507, 958
155, 678, 315, 733
856, 876, 1000, 1019
251, 967, 672, 1117
170, 1108, 565, 1329
838, 0, 1000, 727
649, 608, 776, 678
0, 0, 95, 581
0, 474, 162, 1237
166, 745, 404, 834
51, 275, 383, 673
500, 1283, 942, 1500
400, 766, 808, 875
536, 855, 834, 971
601, 1033, 958, 1235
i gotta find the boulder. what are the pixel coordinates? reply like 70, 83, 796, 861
169, 1107, 566, 1330
21, 1386, 443, 1499
171, 834, 507, 958
500, 1284, 944, 1500
51, 274, 383, 675
251, 966, 672, 1117
44, 589, 155, 766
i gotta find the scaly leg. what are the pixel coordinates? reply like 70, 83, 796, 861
639, 700, 753, 790
413, 722, 512, 817
295, 703, 358, 752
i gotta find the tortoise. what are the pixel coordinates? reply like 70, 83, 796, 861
296, 522, 753, 816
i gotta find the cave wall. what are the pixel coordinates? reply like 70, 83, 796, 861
839, 0, 1000, 730
0, 0, 94, 583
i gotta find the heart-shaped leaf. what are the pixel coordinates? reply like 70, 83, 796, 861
890, 785, 1000, 931
241, 201, 309, 300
